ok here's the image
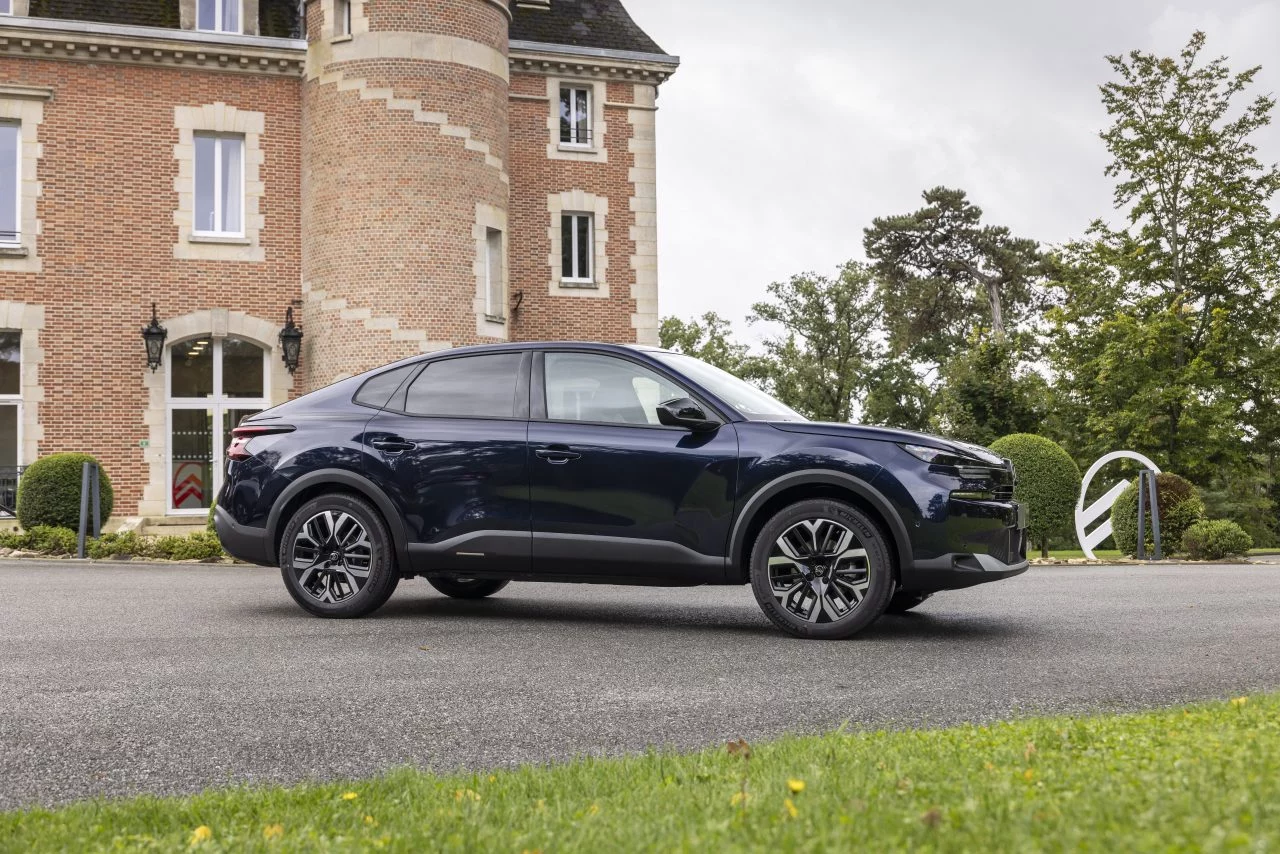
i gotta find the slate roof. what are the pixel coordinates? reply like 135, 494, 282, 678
510, 1, 669, 57
21, 1, 671, 57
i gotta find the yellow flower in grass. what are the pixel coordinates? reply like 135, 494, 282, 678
783, 798, 799, 819
263, 824, 284, 840
342, 791, 359, 801
189, 825, 212, 846
454, 788, 481, 802
364, 815, 377, 826
787, 779, 806, 794
730, 791, 750, 807
1231, 697, 1249, 707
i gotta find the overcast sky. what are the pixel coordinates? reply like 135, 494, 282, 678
634, 0, 1280, 344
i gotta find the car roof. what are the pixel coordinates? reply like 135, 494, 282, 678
415, 341, 673, 357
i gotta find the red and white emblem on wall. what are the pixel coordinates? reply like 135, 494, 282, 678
172, 462, 205, 510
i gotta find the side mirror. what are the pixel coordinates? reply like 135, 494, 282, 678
656, 397, 719, 432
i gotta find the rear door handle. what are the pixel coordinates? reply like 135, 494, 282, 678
536, 447, 581, 464
372, 438, 416, 453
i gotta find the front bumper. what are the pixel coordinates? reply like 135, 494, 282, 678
214, 505, 275, 567
899, 498, 1029, 592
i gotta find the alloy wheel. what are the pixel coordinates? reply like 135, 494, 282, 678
290, 510, 374, 604
768, 518, 871, 624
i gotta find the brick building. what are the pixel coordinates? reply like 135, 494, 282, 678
0, 0, 677, 519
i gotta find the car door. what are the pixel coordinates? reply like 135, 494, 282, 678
363, 350, 531, 576
528, 350, 738, 582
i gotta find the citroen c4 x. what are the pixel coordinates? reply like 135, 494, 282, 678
214, 343, 1028, 639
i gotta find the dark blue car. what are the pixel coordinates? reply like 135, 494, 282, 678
214, 342, 1027, 639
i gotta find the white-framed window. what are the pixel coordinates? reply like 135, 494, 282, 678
485, 228, 505, 321
0, 122, 20, 245
561, 213, 594, 283
0, 1, 13, 17
166, 336, 269, 514
0, 329, 21, 473
334, 0, 352, 37
194, 133, 245, 237
197, 0, 241, 34
559, 86, 592, 147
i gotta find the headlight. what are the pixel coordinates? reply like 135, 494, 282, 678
900, 443, 984, 468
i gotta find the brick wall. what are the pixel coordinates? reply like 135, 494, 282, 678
0, 56, 301, 514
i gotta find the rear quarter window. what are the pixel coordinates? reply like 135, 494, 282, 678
353, 364, 418, 410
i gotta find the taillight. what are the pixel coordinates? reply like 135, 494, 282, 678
226, 424, 294, 462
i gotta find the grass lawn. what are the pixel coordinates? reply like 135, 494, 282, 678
1038, 548, 1278, 560
3, 696, 1278, 852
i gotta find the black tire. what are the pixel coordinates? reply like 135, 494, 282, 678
749, 499, 895, 640
278, 493, 399, 618
885, 591, 933, 614
427, 577, 510, 600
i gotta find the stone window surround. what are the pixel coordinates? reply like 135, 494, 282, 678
548, 189, 609, 298
0, 301, 43, 467
140, 308, 294, 517
546, 77, 607, 164
473, 203, 509, 341
179, 0, 261, 36
173, 102, 266, 263
0, 86, 49, 273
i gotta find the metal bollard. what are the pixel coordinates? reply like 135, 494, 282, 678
76, 462, 102, 559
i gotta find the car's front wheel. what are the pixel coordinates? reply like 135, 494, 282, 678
278, 494, 399, 618
749, 499, 894, 640
427, 577, 510, 600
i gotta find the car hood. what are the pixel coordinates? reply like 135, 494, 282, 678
767, 422, 1006, 466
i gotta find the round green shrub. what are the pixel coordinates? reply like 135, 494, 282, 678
1111, 473, 1204, 557
207, 500, 218, 532
16, 453, 114, 530
1182, 519, 1253, 560
988, 433, 1082, 556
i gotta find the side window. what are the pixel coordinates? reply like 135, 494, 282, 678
545, 353, 690, 426
405, 354, 524, 419
354, 364, 418, 410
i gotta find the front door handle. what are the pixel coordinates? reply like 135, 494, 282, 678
536, 446, 582, 464
372, 438, 416, 453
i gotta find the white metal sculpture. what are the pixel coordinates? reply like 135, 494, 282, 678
1075, 451, 1161, 560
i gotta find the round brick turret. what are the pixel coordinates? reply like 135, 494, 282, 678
300, 0, 512, 386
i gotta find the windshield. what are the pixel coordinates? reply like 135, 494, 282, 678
653, 352, 807, 422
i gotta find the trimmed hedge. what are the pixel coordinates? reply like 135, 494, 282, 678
2, 526, 226, 561
1111, 473, 1204, 557
16, 453, 114, 530
989, 433, 1082, 556
1182, 520, 1253, 560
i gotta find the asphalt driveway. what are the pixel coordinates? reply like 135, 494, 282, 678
1, 560, 1278, 809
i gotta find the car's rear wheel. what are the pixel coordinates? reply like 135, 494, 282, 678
886, 591, 932, 614
749, 499, 894, 640
278, 494, 399, 618
427, 577, 510, 600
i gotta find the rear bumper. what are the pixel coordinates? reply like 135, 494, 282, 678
214, 505, 275, 567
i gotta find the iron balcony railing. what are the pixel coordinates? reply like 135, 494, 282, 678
0, 466, 23, 517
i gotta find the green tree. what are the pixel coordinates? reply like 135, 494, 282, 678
658, 312, 757, 377
748, 262, 882, 423
932, 341, 1046, 446
989, 434, 1082, 557
863, 186, 1048, 362
1049, 32, 1280, 483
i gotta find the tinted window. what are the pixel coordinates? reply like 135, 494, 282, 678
354, 365, 417, 410
405, 354, 523, 418
545, 353, 690, 426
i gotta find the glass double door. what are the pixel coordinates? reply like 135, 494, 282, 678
168, 337, 268, 514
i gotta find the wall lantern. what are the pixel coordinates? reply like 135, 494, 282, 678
279, 307, 304, 375
141, 303, 167, 373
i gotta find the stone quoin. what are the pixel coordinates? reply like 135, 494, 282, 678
0, 0, 677, 518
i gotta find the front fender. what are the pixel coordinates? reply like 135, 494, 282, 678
727, 468, 914, 578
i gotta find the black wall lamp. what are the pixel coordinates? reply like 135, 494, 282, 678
279, 307, 304, 375
141, 303, 167, 372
